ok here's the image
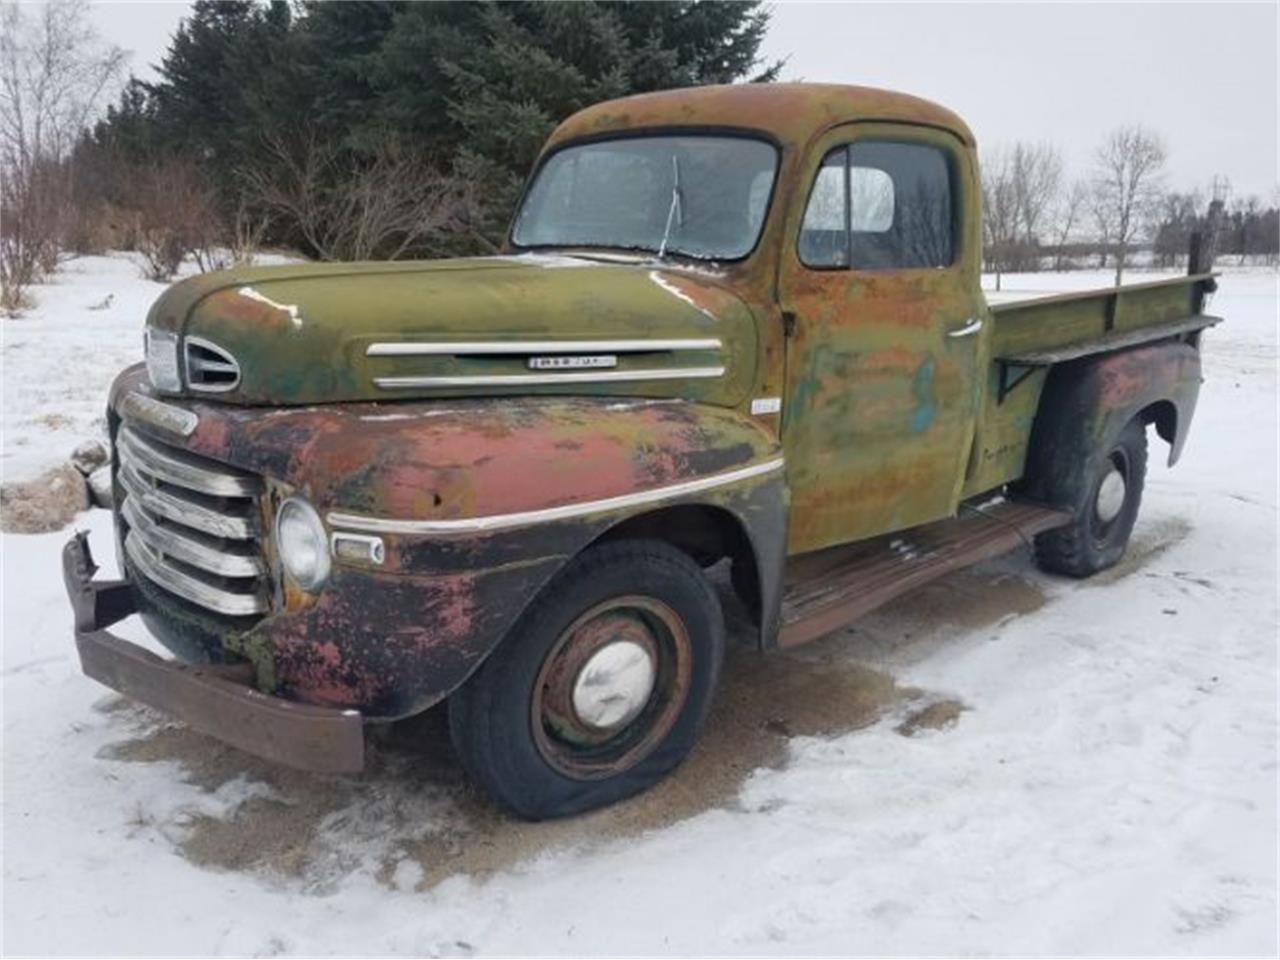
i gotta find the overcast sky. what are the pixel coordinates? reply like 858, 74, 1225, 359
89, 0, 1277, 200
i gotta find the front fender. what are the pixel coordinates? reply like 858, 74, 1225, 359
119, 372, 786, 718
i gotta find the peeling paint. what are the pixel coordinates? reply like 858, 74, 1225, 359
237, 286, 302, 328
648, 270, 719, 322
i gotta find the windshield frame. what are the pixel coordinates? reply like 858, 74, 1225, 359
507, 126, 784, 264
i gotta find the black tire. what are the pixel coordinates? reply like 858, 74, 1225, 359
1033, 417, 1148, 577
448, 539, 724, 820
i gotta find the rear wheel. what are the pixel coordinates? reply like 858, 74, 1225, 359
448, 539, 724, 819
1033, 417, 1148, 577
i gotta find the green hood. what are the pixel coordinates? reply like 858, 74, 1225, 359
146, 254, 757, 407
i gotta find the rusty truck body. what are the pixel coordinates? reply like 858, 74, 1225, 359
64, 84, 1220, 818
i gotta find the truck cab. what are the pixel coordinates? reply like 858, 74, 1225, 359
64, 84, 1219, 819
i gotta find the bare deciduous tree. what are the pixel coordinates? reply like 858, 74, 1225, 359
1050, 179, 1088, 271
226, 200, 269, 267
1230, 194, 1262, 265
1011, 141, 1062, 249
982, 140, 1065, 286
134, 158, 222, 281
0, 0, 124, 312
980, 146, 1018, 290
239, 129, 466, 262
1091, 125, 1167, 286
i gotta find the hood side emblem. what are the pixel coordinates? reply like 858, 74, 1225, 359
528, 355, 617, 370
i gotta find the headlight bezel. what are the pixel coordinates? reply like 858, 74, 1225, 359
275, 497, 332, 592
144, 327, 182, 394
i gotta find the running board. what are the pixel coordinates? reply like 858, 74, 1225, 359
778, 500, 1072, 648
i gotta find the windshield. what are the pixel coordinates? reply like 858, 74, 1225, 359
512, 135, 778, 261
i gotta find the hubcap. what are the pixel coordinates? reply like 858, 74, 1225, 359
571, 640, 656, 730
1096, 467, 1127, 523
532, 596, 692, 780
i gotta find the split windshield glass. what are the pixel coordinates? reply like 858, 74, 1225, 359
512, 135, 778, 261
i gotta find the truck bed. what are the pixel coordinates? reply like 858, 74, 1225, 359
962, 272, 1222, 513
989, 273, 1221, 363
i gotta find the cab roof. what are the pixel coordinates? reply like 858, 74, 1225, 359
545, 82, 976, 154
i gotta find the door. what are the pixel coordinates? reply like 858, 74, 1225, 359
779, 123, 986, 554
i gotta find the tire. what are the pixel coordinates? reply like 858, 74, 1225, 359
448, 539, 724, 820
1033, 416, 1148, 577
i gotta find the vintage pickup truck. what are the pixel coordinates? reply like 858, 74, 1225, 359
63, 83, 1220, 818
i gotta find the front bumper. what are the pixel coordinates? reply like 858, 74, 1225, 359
63, 531, 365, 774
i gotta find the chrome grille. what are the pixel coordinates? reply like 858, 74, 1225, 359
116, 426, 268, 616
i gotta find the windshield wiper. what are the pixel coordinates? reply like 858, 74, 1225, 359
657, 154, 684, 259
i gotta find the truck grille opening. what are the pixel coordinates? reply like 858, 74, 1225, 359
116, 425, 268, 617
184, 338, 240, 392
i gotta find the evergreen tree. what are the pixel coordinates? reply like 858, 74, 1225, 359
89, 0, 782, 257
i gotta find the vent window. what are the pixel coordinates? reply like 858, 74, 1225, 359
185, 338, 240, 392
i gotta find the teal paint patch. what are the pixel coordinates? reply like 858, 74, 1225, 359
784, 347, 828, 432
910, 357, 938, 433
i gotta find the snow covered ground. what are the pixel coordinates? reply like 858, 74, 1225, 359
2, 257, 1276, 956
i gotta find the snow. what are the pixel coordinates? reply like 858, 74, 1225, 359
1, 252, 297, 485
2, 257, 1276, 956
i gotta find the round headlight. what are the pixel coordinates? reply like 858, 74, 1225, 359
276, 498, 331, 591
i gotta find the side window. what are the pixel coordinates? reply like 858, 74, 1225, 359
799, 139, 955, 270
798, 148, 848, 267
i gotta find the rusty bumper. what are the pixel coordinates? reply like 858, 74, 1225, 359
62, 531, 365, 774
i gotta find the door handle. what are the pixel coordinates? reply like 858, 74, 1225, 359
947, 317, 984, 338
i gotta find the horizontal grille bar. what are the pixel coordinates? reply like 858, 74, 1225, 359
125, 531, 267, 616
116, 424, 269, 619
118, 427, 259, 497
121, 497, 264, 578
119, 462, 256, 540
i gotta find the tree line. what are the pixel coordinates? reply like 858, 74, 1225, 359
2, 0, 779, 311
981, 131, 1278, 289
2, 0, 1275, 316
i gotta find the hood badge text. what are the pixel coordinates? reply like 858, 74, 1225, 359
528, 355, 618, 370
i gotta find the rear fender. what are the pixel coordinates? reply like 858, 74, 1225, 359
1021, 340, 1202, 502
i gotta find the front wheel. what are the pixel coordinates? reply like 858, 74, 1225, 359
1033, 417, 1148, 577
448, 539, 724, 819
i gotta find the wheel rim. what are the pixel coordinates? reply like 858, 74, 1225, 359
1094, 447, 1130, 535
532, 595, 692, 780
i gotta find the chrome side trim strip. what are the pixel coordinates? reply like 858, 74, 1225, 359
373, 365, 725, 390
122, 497, 264, 577
367, 338, 721, 356
328, 456, 785, 536
119, 427, 260, 497
125, 531, 267, 616
119, 463, 255, 540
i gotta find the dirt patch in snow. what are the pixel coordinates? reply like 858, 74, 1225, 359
378, 650, 908, 890
881, 566, 1047, 632
96, 644, 911, 890
88, 561, 1060, 893
1091, 514, 1193, 585
896, 699, 967, 737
